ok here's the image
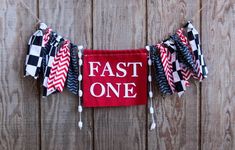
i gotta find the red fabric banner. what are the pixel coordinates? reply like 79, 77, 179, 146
83, 49, 148, 107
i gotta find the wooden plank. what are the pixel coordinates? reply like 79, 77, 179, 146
0, 0, 40, 150
201, 0, 235, 149
147, 0, 201, 149
39, 0, 93, 150
92, 0, 146, 149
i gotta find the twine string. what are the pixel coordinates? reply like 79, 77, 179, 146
191, 0, 210, 22
19, 0, 41, 24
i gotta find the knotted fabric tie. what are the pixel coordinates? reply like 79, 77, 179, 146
184, 21, 208, 78
47, 40, 71, 93
163, 38, 187, 96
170, 34, 197, 77
176, 29, 203, 81
66, 44, 79, 95
150, 46, 173, 95
157, 44, 175, 93
42, 33, 64, 96
24, 23, 52, 79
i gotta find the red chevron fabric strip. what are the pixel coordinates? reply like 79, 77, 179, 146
157, 44, 175, 93
181, 69, 191, 86
47, 40, 70, 93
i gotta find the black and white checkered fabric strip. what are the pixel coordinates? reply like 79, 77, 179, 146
150, 46, 173, 95
24, 29, 44, 79
184, 21, 208, 78
42, 32, 64, 96
171, 34, 198, 75
66, 44, 79, 95
163, 39, 186, 96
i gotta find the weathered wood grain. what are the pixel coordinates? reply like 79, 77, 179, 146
201, 0, 235, 149
39, 0, 93, 150
147, 0, 201, 149
1, 0, 235, 149
0, 0, 40, 150
92, 0, 147, 149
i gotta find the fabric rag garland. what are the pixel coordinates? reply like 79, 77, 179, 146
24, 21, 208, 130
149, 22, 208, 96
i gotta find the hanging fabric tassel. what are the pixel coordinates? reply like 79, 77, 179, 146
184, 21, 208, 78
163, 38, 187, 96
170, 34, 197, 75
146, 46, 156, 130
47, 40, 71, 93
150, 46, 173, 95
42, 32, 64, 96
175, 29, 194, 82
176, 29, 203, 81
66, 44, 79, 95
24, 23, 51, 79
77, 45, 84, 129
41, 30, 53, 79
157, 44, 175, 93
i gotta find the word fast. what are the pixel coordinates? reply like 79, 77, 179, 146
89, 61, 142, 77
89, 61, 143, 98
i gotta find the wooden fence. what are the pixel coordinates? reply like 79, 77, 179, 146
0, 0, 234, 149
